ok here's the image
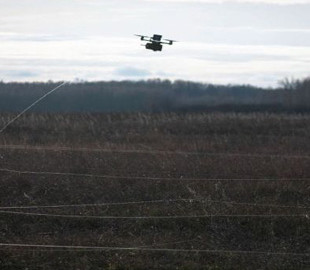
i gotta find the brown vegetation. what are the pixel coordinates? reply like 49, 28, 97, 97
0, 112, 309, 269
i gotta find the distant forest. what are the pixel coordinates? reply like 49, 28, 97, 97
0, 78, 309, 113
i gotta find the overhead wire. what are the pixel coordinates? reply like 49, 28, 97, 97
7, 239, 203, 253
0, 198, 309, 210
1, 168, 309, 181
0, 243, 308, 257
0, 82, 69, 134
0, 210, 307, 219
0, 144, 310, 159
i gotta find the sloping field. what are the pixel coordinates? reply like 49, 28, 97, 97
0, 112, 309, 269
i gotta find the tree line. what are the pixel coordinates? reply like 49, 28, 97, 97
0, 78, 309, 113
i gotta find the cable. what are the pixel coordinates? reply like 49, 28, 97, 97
0, 198, 309, 210
0, 82, 68, 134
0, 144, 309, 159
0, 210, 307, 219
136, 239, 199, 249
0, 243, 308, 257
0, 199, 187, 209
26, 239, 203, 252
1, 168, 309, 182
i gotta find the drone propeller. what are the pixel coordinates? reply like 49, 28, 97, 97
163, 39, 178, 42
135, 34, 151, 40
163, 39, 178, 45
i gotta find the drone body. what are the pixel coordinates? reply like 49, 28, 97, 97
135, 34, 176, 51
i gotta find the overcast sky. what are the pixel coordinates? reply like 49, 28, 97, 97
0, 0, 309, 87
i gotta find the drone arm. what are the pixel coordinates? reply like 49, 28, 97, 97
161, 39, 177, 45
160, 41, 173, 45
141, 36, 152, 41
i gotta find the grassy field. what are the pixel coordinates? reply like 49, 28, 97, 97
0, 112, 309, 269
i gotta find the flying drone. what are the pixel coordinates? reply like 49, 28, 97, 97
135, 34, 176, 51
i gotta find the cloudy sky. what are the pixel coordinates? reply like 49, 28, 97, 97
0, 0, 309, 87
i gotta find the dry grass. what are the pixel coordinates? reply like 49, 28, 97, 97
0, 112, 309, 269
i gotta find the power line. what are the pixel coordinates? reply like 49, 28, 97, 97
0, 243, 308, 257
0, 144, 309, 159
0, 198, 308, 210
0, 82, 68, 134
1, 168, 309, 182
0, 210, 307, 219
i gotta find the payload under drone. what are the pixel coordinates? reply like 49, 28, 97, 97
135, 34, 176, 51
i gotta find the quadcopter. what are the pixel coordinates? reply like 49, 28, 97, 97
135, 34, 176, 51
